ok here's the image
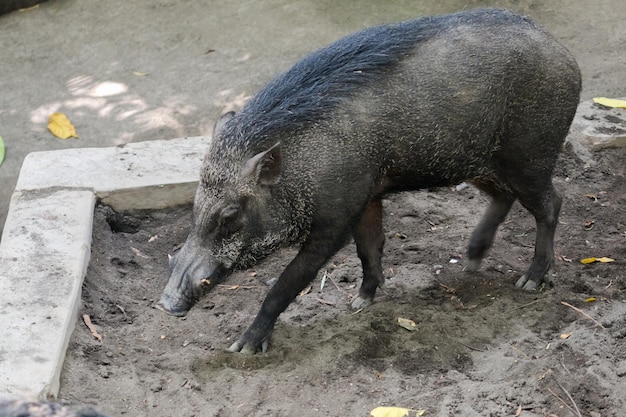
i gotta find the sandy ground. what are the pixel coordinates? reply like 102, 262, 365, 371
1, 0, 626, 237
58, 141, 626, 417
1, 1, 625, 416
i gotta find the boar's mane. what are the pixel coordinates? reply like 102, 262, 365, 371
221, 8, 536, 149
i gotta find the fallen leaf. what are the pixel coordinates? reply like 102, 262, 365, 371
148, 235, 158, 242
248, 270, 258, 277
559, 332, 572, 339
132, 71, 150, 76
583, 193, 598, 202
581, 257, 615, 264
48, 112, 78, 139
397, 317, 417, 331
299, 285, 312, 296
584, 297, 597, 303
0, 136, 4, 167
515, 404, 522, 417
370, 407, 425, 417
82, 314, 102, 342
593, 97, 626, 108
131, 247, 148, 258
597, 257, 615, 263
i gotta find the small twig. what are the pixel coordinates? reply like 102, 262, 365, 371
115, 304, 128, 320
510, 344, 532, 360
316, 298, 335, 306
82, 314, 103, 342
555, 379, 583, 417
216, 284, 260, 290
560, 301, 605, 329
438, 282, 457, 293
456, 340, 487, 352
559, 360, 571, 376
327, 274, 346, 294
547, 387, 577, 416
502, 299, 543, 314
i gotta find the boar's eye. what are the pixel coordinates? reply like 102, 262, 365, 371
217, 203, 242, 235
220, 204, 240, 222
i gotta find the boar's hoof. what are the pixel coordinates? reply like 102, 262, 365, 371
154, 302, 188, 317
515, 271, 554, 291
465, 258, 482, 272
515, 275, 538, 290
227, 335, 270, 354
351, 295, 373, 310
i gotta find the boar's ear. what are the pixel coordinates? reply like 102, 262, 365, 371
213, 111, 235, 137
242, 142, 282, 186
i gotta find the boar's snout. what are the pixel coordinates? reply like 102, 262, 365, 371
157, 244, 226, 317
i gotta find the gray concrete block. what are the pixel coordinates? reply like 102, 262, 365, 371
568, 98, 626, 164
16, 136, 210, 210
0, 190, 95, 399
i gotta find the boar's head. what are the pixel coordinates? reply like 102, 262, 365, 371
158, 113, 288, 316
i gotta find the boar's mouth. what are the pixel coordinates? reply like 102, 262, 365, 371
157, 261, 229, 317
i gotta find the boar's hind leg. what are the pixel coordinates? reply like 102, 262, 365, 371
514, 183, 562, 290
351, 198, 385, 310
228, 229, 350, 354
466, 182, 515, 271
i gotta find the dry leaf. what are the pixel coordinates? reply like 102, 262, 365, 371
82, 314, 102, 342
48, 112, 78, 139
397, 317, 417, 331
515, 404, 522, 417
583, 193, 598, 201
584, 297, 597, 303
581, 257, 615, 264
132, 71, 150, 76
299, 285, 312, 296
593, 97, 626, 108
596, 257, 615, 263
370, 407, 425, 417
559, 332, 572, 339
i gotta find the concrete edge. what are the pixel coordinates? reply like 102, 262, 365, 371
0, 137, 208, 399
0, 190, 95, 399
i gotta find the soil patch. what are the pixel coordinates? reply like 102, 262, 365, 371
59, 144, 626, 417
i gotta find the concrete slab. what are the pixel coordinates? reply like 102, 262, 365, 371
568, 98, 626, 164
16, 137, 210, 210
0, 189, 94, 399
0, 137, 208, 399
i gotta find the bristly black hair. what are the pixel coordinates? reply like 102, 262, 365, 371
220, 8, 533, 147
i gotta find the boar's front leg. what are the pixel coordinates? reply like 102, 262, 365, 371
351, 199, 385, 309
228, 228, 348, 354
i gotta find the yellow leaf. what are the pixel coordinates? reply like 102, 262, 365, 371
596, 257, 615, 263
48, 112, 78, 139
370, 407, 410, 417
133, 71, 150, 77
581, 257, 615, 264
370, 407, 425, 417
397, 317, 417, 331
559, 332, 572, 339
584, 297, 597, 303
593, 97, 626, 108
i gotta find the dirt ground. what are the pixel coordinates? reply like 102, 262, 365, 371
58, 138, 626, 417
0, 0, 614, 416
